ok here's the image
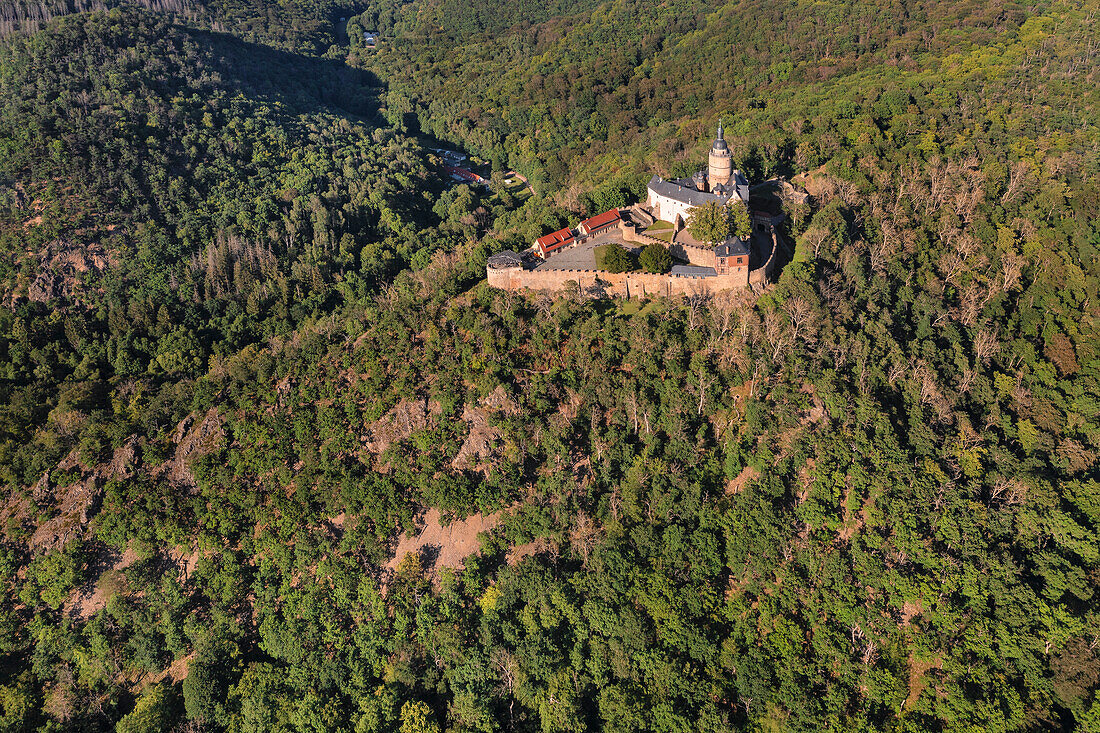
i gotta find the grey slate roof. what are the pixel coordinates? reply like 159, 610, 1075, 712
729, 170, 751, 201
648, 175, 734, 207
648, 173, 750, 207
487, 250, 525, 268
714, 236, 750, 257
671, 265, 718, 278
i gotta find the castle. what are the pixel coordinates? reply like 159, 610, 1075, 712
486, 123, 779, 297
646, 122, 750, 228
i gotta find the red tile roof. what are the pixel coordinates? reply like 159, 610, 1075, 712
443, 165, 487, 184
536, 227, 575, 252
580, 208, 621, 233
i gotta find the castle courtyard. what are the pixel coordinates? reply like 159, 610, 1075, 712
487, 124, 783, 295
533, 231, 641, 271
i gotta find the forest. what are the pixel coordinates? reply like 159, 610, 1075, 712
0, 0, 1097, 731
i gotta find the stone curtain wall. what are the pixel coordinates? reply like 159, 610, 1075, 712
748, 231, 780, 286
669, 242, 716, 268
487, 219, 776, 298
488, 266, 750, 297
620, 221, 716, 268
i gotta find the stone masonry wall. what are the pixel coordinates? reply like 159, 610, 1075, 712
669, 242, 716, 268
748, 231, 780, 286
488, 266, 749, 297
487, 219, 776, 298
620, 221, 715, 268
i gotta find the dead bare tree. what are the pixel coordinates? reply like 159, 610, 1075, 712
738, 307, 760, 349
1001, 161, 1034, 207
957, 283, 984, 327
627, 391, 640, 435
695, 366, 712, 415
375, 281, 400, 313
887, 358, 907, 387
685, 293, 709, 331
990, 476, 1028, 507
870, 221, 903, 273
491, 647, 520, 727
1000, 250, 1026, 292
708, 293, 740, 338
957, 368, 976, 394
570, 511, 602, 568
801, 225, 830, 260
783, 295, 818, 345
762, 308, 791, 363
973, 325, 1001, 364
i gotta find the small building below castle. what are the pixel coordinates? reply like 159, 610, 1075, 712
714, 237, 749, 274
532, 209, 623, 260
578, 208, 622, 237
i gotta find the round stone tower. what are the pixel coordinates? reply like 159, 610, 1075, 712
708, 121, 732, 189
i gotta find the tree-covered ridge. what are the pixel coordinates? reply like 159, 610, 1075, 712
5, 193, 1097, 730
0, 8, 523, 491
0, 0, 1097, 732
356, 0, 1092, 196
0, 0, 357, 51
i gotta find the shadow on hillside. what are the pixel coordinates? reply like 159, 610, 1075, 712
21, 7, 384, 122
187, 26, 383, 121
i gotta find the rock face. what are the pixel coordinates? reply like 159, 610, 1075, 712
28, 436, 138, 552
362, 397, 443, 455
359, 389, 518, 475
451, 387, 515, 473
450, 405, 500, 472
157, 409, 225, 491
2, 409, 225, 552
26, 240, 110, 303
778, 178, 812, 206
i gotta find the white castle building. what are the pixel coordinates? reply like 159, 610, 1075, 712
646, 122, 750, 227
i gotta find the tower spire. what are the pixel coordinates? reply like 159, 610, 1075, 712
709, 117, 732, 186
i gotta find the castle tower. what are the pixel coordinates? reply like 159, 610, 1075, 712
708, 121, 732, 189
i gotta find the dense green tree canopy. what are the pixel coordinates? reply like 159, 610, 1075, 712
688, 201, 732, 244
638, 243, 672, 274
0, 1, 1097, 732
730, 202, 752, 240
599, 242, 633, 273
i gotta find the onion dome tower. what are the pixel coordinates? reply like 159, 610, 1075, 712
708, 120, 732, 189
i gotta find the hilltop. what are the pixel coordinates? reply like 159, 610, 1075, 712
0, 1, 1097, 732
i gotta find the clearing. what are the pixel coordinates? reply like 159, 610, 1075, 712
386, 507, 500, 576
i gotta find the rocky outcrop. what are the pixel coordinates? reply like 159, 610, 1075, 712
156, 409, 225, 491
26, 240, 111, 303
363, 397, 443, 455
27, 436, 138, 552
